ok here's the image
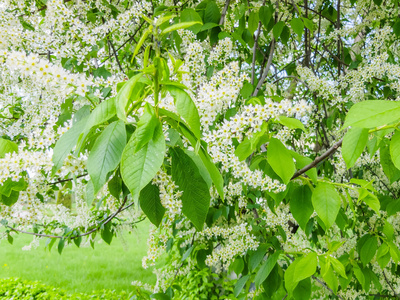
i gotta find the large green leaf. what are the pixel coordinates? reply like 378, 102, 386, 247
285, 252, 317, 293
267, 138, 295, 184
52, 116, 88, 175
390, 131, 400, 170
312, 183, 341, 229
160, 108, 224, 200
139, 182, 165, 227
166, 85, 201, 139
342, 127, 369, 169
343, 100, 400, 129
0, 138, 18, 158
84, 97, 116, 132
181, 8, 203, 33
293, 278, 311, 300
121, 120, 165, 198
290, 185, 313, 230
254, 251, 280, 288
171, 147, 210, 231
115, 73, 143, 122
87, 120, 126, 193
204, 1, 221, 24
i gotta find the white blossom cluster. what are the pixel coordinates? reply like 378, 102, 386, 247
198, 223, 259, 270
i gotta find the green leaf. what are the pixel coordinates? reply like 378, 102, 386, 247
390, 131, 400, 170
181, 8, 203, 33
322, 266, 338, 294
84, 97, 116, 132
329, 257, 347, 278
204, 1, 221, 24
171, 148, 211, 231
376, 243, 390, 269
343, 100, 400, 129
101, 222, 113, 245
293, 252, 318, 282
380, 143, 400, 183
255, 251, 280, 288
121, 120, 165, 198
290, 18, 304, 37
312, 183, 341, 230
360, 192, 380, 215
293, 278, 311, 300
133, 103, 158, 151
259, 6, 273, 30
272, 21, 284, 40
0, 178, 27, 197
249, 244, 268, 272
198, 148, 224, 201
277, 116, 306, 131
1, 190, 19, 206
360, 235, 377, 266
342, 127, 369, 169
115, 74, 143, 122
290, 185, 313, 230
267, 138, 296, 184
139, 182, 165, 227
290, 151, 317, 183
161, 21, 202, 35
234, 275, 249, 297
301, 17, 314, 31
87, 121, 127, 193
0, 138, 18, 159
166, 85, 201, 139
52, 116, 88, 175
248, 11, 259, 34
58, 239, 65, 255
230, 257, 244, 276
184, 150, 212, 188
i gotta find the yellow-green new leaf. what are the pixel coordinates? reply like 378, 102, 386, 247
161, 21, 202, 35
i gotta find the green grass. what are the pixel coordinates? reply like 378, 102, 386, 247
0, 220, 155, 294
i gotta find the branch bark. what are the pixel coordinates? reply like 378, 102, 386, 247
291, 138, 343, 179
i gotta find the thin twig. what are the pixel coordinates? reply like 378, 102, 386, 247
47, 173, 88, 185
5, 196, 140, 240
291, 138, 343, 179
383, 270, 400, 299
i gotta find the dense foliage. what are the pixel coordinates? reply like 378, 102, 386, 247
1, 0, 400, 298
0, 278, 147, 299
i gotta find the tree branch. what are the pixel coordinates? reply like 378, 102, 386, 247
219, 0, 231, 25
252, 39, 275, 96
5, 196, 141, 240
291, 138, 343, 179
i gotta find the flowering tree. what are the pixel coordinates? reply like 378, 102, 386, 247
1, 0, 400, 298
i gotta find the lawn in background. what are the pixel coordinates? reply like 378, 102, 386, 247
0, 220, 155, 293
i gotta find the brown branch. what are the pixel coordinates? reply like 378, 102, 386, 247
219, 0, 231, 25
291, 138, 343, 180
47, 173, 88, 185
252, 39, 275, 96
383, 270, 400, 299
5, 196, 140, 240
